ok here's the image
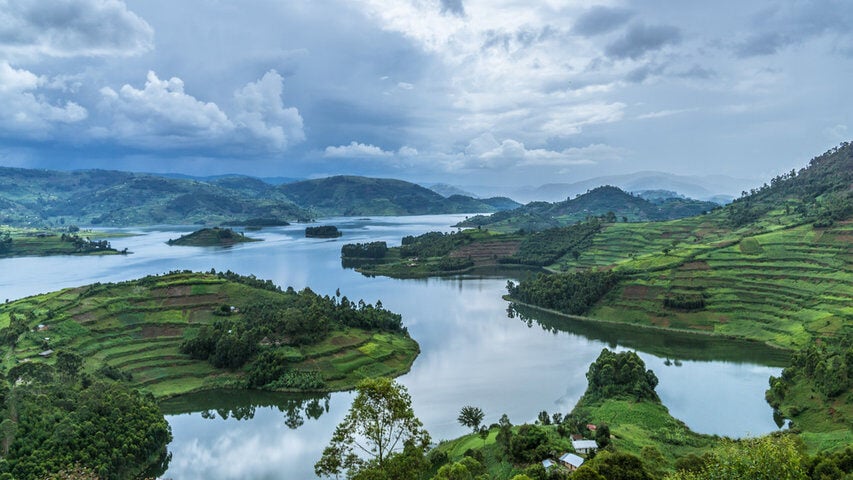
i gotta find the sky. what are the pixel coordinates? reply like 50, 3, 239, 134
0, 0, 851, 188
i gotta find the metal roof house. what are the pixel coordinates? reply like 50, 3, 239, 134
559, 452, 584, 471
572, 439, 598, 454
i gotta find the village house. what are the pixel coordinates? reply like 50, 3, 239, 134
559, 452, 584, 471
572, 439, 598, 454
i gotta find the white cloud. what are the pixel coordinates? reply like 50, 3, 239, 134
635, 108, 694, 120
325, 141, 394, 158
461, 133, 617, 168
397, 82, 414, 90
97, 71, 231, 147
0, 61, 87, 136
95, 70, 304, 152
0, 0, 153, 59
233, 70, 305, 151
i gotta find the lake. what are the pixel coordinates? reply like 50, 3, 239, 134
0, 215, 785, 479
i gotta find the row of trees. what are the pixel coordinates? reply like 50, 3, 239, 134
506, 270, 622, 316
341, 241, 388, 259
500, 220, 600, 266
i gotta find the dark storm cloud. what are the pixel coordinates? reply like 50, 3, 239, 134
605, 23, 682, 60
572, 6, 633, 37
734, 0, 853, 58
440, 0, 464, 17
0, 0, 153, 57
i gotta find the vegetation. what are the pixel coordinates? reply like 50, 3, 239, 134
315, 377, 431, 479
664, 435, 808, 480
507, 270, 622, 316
0, 271, 418, 397
457, 185, 717, 233
305, 225, 343, 238
765, 335, 852, 452
0, 167, 311, 227
0, 379, 171, 480
0, 226, 125, 258
166, 227, 259, 247
279, 175, 519, 217
458, 406, 486, 433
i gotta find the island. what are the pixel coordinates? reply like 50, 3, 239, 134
166, 227, 260, 246
306, 225, 343, 238
0, 271, 418, 478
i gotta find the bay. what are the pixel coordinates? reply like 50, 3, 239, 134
0, 215, 784, 479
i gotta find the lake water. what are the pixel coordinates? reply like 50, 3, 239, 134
0, 215, 786, 479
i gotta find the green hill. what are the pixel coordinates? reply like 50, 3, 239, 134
0, 167, 311, 227
166, 227, 260, 246
458, 185, 718, 232
0, 271, 419, 398
279, 175, 519, 216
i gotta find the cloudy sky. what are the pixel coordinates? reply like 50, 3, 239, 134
1, 0, 851, 187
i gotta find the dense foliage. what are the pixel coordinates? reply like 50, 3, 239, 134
665, 435, 807, 480
315, 377, 430, 479
166, 227, 255, 246
583, 349, 660, 403
400, 231, 472, 258
507, 270, 622, 315
180, 283, 405, 377
0, 366, 170, 480
727, 142, 853, 227
305, 225, 342, 238
341, 241, 388, 259
500, 220, 600, 266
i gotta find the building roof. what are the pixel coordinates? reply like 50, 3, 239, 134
559, 452, 584, 468
572, 439, 598, 450
38, 349, 54, 357
542, 459, 555, 469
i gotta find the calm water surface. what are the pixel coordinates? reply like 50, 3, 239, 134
0, 215, 785, 479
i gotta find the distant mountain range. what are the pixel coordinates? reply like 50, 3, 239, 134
454, 171, 757, 204
0, 168, 520, 227
458, 185, 719, 231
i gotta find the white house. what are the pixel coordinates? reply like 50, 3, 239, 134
559, 452, 584, 471
572, 439, 598, 454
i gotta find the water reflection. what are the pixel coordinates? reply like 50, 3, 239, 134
162, 390, 332, 429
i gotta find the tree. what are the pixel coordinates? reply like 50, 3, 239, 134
495, 414, 513, 457
56, 351, 84, 380
664, 435, 807, 480
458, 405, 485, 433
478, 426, 490, 447
315, 377, 430, 479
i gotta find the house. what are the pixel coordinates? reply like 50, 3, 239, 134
542, 459, 556, 470
559, 452, 584, 471
586, 424, 597, 432
572, 439, 598, 454
38, 349, 54, 358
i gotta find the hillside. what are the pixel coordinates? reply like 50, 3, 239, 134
0, 167, 311, 227
458, 185, 718, 232
279, 175, 519, 216
0, 169, 520, 227
0, 271, 419, 398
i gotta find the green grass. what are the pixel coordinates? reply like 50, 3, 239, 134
0, 272, 419, 399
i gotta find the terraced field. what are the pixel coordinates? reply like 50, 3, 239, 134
0, 272, 418, 398
589, 220, 853, 349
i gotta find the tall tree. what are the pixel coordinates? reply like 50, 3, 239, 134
315, 377, 430, 479
457, 405, 485, 433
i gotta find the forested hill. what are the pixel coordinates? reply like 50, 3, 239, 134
0, 168, 311, 227
0, 169, 519, 227
458, 185, 718, 231
278, 175, 520, 216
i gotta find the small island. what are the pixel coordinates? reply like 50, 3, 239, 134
166, 227, 260, 246
305, 225, 343, 238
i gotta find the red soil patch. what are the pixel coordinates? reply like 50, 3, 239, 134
150, 285, 191, 298
73, 311, 98, 324
621, 285, 650, 300
162, 294, 222, 307
680, 261, 711, 271
650, 316, 671, 328
450, 241, 521, 265
140, 325, 181, 338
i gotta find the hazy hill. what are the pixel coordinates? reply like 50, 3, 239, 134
279, 175, 519, 216
0, 168, 311, 227
459, 185, 718, 231
426, 183, 478, 198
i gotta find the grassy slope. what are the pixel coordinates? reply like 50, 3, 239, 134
0, 272, 418, 398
